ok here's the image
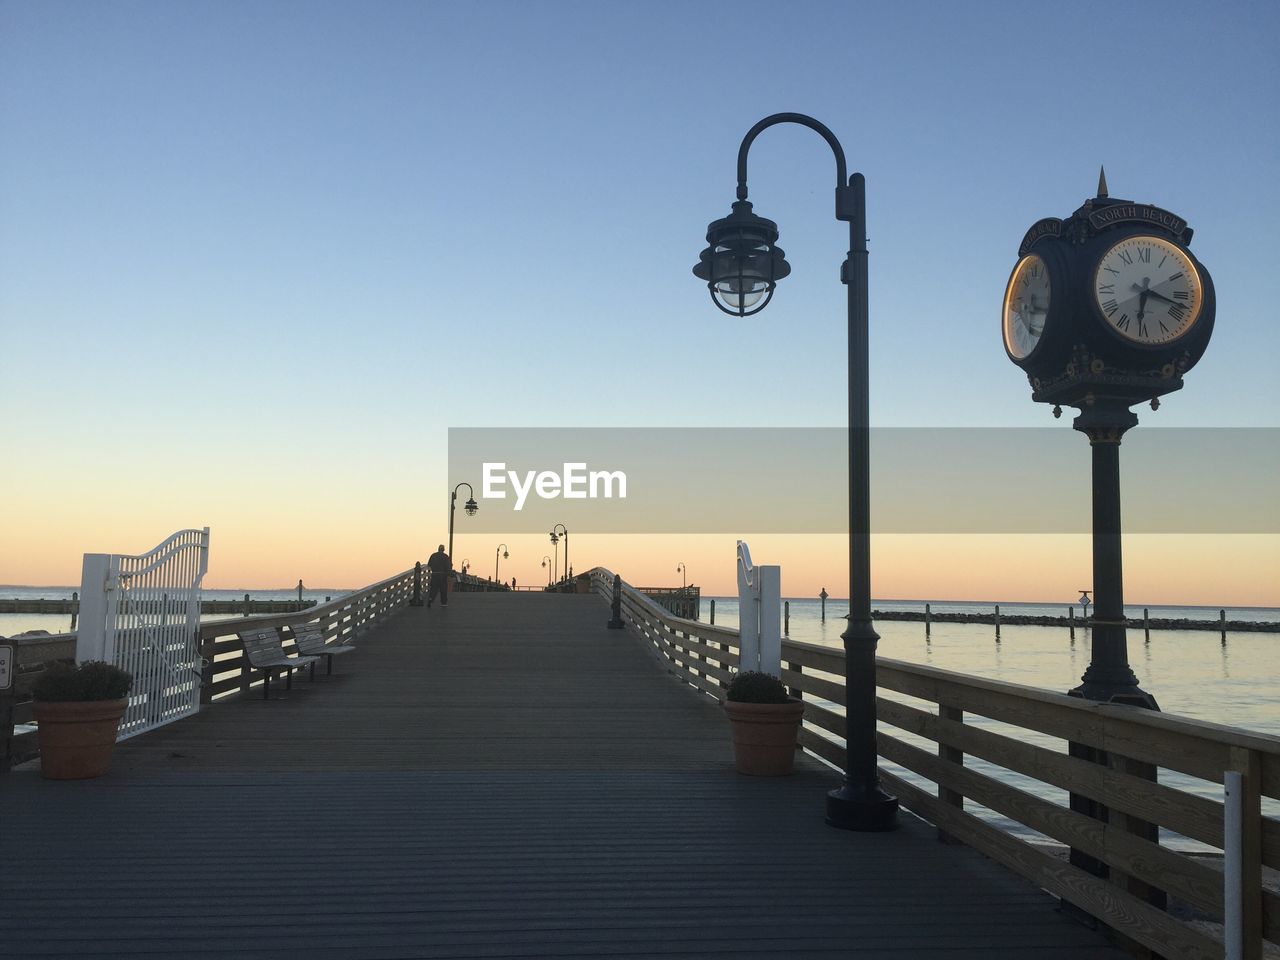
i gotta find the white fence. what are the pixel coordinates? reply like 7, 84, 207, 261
78, 528, 210, 739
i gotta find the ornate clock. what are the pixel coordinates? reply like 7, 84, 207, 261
1002, 171, 1215, 408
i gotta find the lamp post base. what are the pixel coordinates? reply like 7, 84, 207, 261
1068, 682, 1160, 710
825, 783, 899, 832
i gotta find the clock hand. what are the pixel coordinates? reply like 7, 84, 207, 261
1143, 288, 1180, 307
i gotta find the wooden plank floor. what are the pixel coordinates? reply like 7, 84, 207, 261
0, 593, 1125, 958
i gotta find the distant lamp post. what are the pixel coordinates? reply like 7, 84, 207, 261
550, 524, 568, 584
448, 482, 479, 560
1079, 590, 1092, 625
677, 562, 688, 591
495, 544, 509, 584
694, 113, 897, 832
461, 559, 470, 576
541, 555, 552, 586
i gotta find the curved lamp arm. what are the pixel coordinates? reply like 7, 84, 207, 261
735, 112, 854, 221
452, 481, 474, 501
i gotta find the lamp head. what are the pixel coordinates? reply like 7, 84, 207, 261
550, 532, 559, 545
503, 549, 509, 560
464, 498, 478, 516
693, 200, 790, 316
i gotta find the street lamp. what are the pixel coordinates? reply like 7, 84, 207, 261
677, 562, 687, 591
461, 559, 470, 576
448, 482, 479, 560
541, 555, 552, 586
550, 524, 568, 585
694, 113, 897, 832
495, 543, 509, 584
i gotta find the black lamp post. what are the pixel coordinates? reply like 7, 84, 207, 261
541, 555, 552, 586
677, 562, 687, 591
550, 524, 568, 585
495, 543, 509, 584
448, 482, 478, 561
694, 113, 897, 832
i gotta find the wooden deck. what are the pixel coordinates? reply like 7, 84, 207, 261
0, 593, 1125, 958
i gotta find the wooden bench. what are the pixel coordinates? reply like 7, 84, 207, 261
236, 627, 321, 699
288, 620, 356, 676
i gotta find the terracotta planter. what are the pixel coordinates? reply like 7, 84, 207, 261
32, 698, 128, 780
724, 698, 805, 775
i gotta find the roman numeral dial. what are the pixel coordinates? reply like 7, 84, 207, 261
1003, 253, 1052, 360
1093, 235, 1203, 345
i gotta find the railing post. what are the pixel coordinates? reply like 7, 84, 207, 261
0, 683, 15, 775
199, 630, 215, 705
607, 574, 624, 629
709, 598, 715, 625
786, 660, 802, 702
411, 562, 424, 606
1104, 752, 1167, 917
937, 705, 964, 844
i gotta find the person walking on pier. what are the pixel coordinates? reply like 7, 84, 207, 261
426, 544, 452, 608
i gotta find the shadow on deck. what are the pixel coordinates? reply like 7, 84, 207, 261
0, 593, 1124, 958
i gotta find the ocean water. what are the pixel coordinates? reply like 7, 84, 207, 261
697, 597, 1279, 733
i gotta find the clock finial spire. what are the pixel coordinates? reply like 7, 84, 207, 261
1097, 165, 1109, 199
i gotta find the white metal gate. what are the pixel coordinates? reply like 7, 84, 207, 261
77, 528, 210, 740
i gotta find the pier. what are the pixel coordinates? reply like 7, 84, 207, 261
2, 564, 1277, 959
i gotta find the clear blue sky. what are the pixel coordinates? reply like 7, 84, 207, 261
2, 0, 1277, 591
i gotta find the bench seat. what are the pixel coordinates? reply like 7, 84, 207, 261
288, 622, 356, 676
236, 626, 321, 699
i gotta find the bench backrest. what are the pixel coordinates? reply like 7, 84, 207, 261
236, 627, 288, 667
290, 623, 328, 656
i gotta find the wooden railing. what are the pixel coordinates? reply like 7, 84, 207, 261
588, 566, 1280, 960
198, 565, 420, 702
2, 564, 424, 770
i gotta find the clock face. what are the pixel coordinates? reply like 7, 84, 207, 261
1002, 254, 1051, 360
1094, 235, 1203, 345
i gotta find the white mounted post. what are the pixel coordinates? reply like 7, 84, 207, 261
1224, 771, 1243, 960
757, 564, 781, 677
736, 540, 782, 678
76, 553, 113, 663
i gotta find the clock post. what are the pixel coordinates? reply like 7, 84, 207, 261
1065, 398, 1150, 707
1003, 171, 1215, 707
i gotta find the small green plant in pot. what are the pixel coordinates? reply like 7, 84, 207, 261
31, 661, 133, 780
723, 670, 805, 776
